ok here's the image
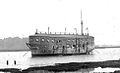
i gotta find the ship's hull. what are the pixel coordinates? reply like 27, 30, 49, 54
32, 53, 88, 57
26, 43, 94, 57
30, 48, 94, 57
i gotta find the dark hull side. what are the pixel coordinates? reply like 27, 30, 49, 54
31, 52, 90, 57
31, 48, 94, 57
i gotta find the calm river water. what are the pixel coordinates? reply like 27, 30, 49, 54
0, 48, 120, 72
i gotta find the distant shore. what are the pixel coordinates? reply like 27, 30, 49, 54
0, 50, 30, 52
95, 46, 120, 49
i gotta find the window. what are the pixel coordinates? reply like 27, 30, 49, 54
47, 39, 49, 42
72, 40, 75, 42
73, 45, 76, 48
30, 38, 33, 42
35, 38, 39, 42
58, 40, 61, 43
56, 40, 58, 43
67, 45, 70, 48
52, 40, 54, 43
68, 39, 70, 42
42, 38, 44, 42
83, 44, 85, 49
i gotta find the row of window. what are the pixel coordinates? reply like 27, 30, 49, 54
30, 38, 93, 44
30, 38, 54, 42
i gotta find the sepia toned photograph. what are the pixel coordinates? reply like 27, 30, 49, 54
0, 0, 120, 73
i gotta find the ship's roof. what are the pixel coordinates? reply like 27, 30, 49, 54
29, 33, 94, 39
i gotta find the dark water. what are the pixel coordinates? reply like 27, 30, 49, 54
0, 48, 120, 72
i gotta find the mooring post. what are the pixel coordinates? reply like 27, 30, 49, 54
14, 60, 16, 65
6, 60, 9, 65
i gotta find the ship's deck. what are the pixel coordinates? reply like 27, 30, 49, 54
30, 33, 94, 39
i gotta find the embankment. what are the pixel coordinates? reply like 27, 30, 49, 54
1, 60, 120, 73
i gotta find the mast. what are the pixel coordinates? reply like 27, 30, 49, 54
81, 10, 84, 35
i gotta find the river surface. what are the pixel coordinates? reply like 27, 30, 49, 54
0, 48, 120, 72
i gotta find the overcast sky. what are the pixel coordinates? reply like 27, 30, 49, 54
0, 0, 120, 45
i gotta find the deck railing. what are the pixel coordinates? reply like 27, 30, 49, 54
37, 32, 89, 35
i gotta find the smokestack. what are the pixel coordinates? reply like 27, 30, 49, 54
65, 27, 66, 34
86, 27, 89, 35
35, 29, 38, 34
81, 10, 84, 35
48, 27, 50, 34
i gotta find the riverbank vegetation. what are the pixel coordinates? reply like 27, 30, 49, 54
1, 60, 120, 73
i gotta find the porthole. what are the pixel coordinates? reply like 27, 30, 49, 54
47, 39, 49, 42
35, 38, 39, 42
72, 40, 75, 42
68, 40, 70, 42
52, 40, 54, 43
30, 38, 33, 42
42, 38, 44, 42
67, 45, 69, 48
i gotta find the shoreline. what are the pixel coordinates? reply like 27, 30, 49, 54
1, 60, 120, 73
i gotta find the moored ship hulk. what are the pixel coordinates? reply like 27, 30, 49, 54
26, 13, 95, 56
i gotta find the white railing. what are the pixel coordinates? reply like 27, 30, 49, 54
38, 32, 84, 35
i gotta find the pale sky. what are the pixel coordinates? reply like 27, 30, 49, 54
0, 0, 120, 45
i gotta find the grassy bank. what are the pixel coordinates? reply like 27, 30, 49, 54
1, 60, 120, 73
